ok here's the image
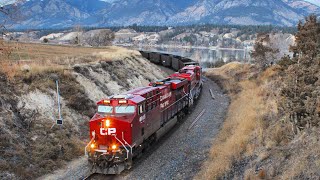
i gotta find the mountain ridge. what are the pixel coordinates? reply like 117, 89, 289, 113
6, 0, 320, 29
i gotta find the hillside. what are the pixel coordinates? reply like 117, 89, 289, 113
198, 15, 320, 179
5, 0, 320, 28
200, 62, 320, 179
0, 44, 167, 179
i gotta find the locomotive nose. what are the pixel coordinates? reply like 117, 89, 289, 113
89, 116, 133, 152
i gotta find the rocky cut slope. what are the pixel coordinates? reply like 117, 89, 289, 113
0, 48, 167, 179
7, 0, 320, 28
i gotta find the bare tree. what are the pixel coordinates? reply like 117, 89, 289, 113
72, 24, 83, 45
251, 33, 279, 70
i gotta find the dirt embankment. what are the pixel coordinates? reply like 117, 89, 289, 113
0, 47, 167, 179
199, 62, 320, 179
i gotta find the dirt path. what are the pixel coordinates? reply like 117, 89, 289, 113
40, 77, 229, 180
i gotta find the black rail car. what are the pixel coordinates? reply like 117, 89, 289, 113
160, 53, 172, 67
140, 51, 200, 71
149, 52, 161, 64
140, 51, 150, 59
171, 55, 181, 71
179, 57, 193, 69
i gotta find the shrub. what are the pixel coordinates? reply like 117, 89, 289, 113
43, 38, 49, 43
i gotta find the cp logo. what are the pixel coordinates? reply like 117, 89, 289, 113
100, 128, 116, 136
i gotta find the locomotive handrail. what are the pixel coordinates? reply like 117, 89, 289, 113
85, 134, 95, 157
145, 97, 160, 105
112, 134, 130, 159
122, 132, 133, 154
160, 93, 189, 113
160, 81, 199, 113
146, 92, 161, 100
145, 92, 161, 106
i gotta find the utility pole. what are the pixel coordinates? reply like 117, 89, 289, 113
56, 80, 63, 126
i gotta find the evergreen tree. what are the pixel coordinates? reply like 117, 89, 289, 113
290, 15, 320, 59
279, 15, 320, 131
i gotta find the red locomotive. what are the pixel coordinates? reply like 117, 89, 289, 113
85, 64, 202, 174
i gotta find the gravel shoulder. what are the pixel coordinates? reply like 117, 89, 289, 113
39, 77, 229, 180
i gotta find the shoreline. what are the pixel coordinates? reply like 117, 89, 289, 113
116, 43, 253, 51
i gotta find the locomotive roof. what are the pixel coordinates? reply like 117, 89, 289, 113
126, 86, 158, 95
115, 86, 159, 104
180, 65, 199, 72
149, 77, 188, 90
97, 65, 200, 105
182, 65, 198, 70
126, 95, 145, 104
169, 65, 201, 81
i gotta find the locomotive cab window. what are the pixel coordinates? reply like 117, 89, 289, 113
115, 106, 135, 114
98, 105, 113, 114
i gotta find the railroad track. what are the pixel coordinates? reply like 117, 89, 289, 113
82, 174, 92, 180
82, 173, 114, 180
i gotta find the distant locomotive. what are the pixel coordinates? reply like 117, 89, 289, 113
85, 60, 202, 174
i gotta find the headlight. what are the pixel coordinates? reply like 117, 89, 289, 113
106, 119, 110, 127
111, 145, 117, 150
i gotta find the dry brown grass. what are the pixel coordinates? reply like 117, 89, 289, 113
93, 46, 141, 61
200, 63, 320, 179
0, 61, 65, 79
0, 42, 139, 79
280, 130, 320, 179
1, 42, 112, 61
199, 62, 278, 179
202, 79, 265, 178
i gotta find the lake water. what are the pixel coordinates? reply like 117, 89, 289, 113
134, 46, 252, 69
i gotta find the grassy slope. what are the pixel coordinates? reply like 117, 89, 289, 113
199, 62, 320, 179
0, 42, 140, 79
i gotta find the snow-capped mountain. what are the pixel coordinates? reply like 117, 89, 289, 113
6, 0, 320, 29
283, 0, 320, 14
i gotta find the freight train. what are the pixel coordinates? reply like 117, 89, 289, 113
85, 52, 202, 174
139, 51, 196, 71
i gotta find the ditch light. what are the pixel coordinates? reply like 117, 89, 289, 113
104, 100, 111, 104
119, 99, 127, 104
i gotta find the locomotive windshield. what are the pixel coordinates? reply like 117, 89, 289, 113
98, 105, 113, 113
115, 106, 135, 114
97, 105, 135, 114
